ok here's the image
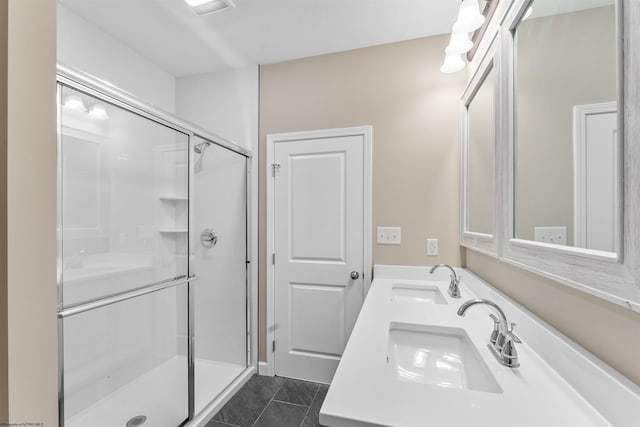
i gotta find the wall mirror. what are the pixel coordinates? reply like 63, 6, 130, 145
513, 0, 619, 255
461, 38, 499, 255
500, 0, 640, 309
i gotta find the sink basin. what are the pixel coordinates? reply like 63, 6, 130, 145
386, 322, 502, 393
391, 283, 447, 304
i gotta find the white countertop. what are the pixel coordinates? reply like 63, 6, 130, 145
320, 265, 639, 427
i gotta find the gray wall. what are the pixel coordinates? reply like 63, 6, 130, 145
2, 0, 58, 424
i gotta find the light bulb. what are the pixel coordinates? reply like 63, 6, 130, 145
445, 31, 473, 55
89, 104, 109, 120
453, 0, 485, 33
440, 53, 466, 74
64, 94, 87, 112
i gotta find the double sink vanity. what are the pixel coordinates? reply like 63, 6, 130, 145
320, 265, 640, 427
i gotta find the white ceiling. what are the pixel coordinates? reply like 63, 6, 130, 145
58, 0, 460, 77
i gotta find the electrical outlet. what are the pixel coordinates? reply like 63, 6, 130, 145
377, 227, 401, 245
427, 238, 438, 256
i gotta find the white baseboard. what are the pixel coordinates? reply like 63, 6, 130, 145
258, 361, 271, 376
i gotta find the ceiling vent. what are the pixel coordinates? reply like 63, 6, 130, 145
184, 0, 236, 16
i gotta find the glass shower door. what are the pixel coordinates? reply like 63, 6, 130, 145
58, 84, 190, 427
192, 137, 248, 415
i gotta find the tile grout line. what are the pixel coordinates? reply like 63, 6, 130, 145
273, 399, 311, 408
299, 386, 321, 427
212, 421, 240, 427
250, 378, 286, 427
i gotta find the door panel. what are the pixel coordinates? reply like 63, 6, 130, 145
290, 152, 346, 262
274, 134, 364, 383
584, 112, 617, 252
290, 283, 346, 357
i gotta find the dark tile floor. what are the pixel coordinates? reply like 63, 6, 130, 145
206, 375, 328, 427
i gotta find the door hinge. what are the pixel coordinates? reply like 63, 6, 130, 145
272, 163, 280, 178
272, 253, 276, 265
272, 340, 276, 352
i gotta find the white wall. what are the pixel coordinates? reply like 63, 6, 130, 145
57, 4, 176, 113
176, 66, 259, 150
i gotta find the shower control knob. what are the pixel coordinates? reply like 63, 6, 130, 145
350, 271, 360, 280
201, 229, 218, 248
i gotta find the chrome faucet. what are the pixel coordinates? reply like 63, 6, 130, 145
457, 298, 522, 368
429, 264, 461, 298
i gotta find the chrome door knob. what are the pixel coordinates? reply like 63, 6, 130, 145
350, 271, 360, 280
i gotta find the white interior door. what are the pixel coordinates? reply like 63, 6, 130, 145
273, 133, 365, 383
574, 102, 618, 252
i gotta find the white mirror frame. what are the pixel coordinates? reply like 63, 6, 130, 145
461, 34, 501, 257
498, 0, 640, 311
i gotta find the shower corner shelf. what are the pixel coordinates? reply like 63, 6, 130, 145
159, 195, 188, 202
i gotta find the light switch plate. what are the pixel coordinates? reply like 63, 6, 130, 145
534, 227, 567, 246
377, 227, 401, 245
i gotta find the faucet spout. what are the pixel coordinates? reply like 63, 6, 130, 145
429, 264, 461, 298
457, 298, 508, 329
429, 263, 457, 280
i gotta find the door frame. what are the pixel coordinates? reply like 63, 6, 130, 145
573, 101, 618, 250
263, 126, 372, 377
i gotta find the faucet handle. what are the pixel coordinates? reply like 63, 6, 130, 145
488, 314, 500, 345
506, 322, 522, 343
447, 274, 462, 298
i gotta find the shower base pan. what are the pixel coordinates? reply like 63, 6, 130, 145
66, 356, 244, 427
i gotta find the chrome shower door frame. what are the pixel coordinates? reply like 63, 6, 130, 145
56, 64, 255, 427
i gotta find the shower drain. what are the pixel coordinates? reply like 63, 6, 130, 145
126, 415, 147, 427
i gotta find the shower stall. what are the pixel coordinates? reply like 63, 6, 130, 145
56, 66, 254, 427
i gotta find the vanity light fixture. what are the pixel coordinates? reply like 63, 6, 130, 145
445, 31, 474, 55
453, 0, 485, 33
440, 0, 486, 74
64, 94, 87, 112
440, 53, 466, 74
89, 104, 109, 121
184, 0, 236, 15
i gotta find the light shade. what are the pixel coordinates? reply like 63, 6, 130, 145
184, 0, 236, 15
89, 104, 109, 120
453, 0, 485, 33
445, 31, 473, 55
64, 95, 87, 112
440, 53, 466, 74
